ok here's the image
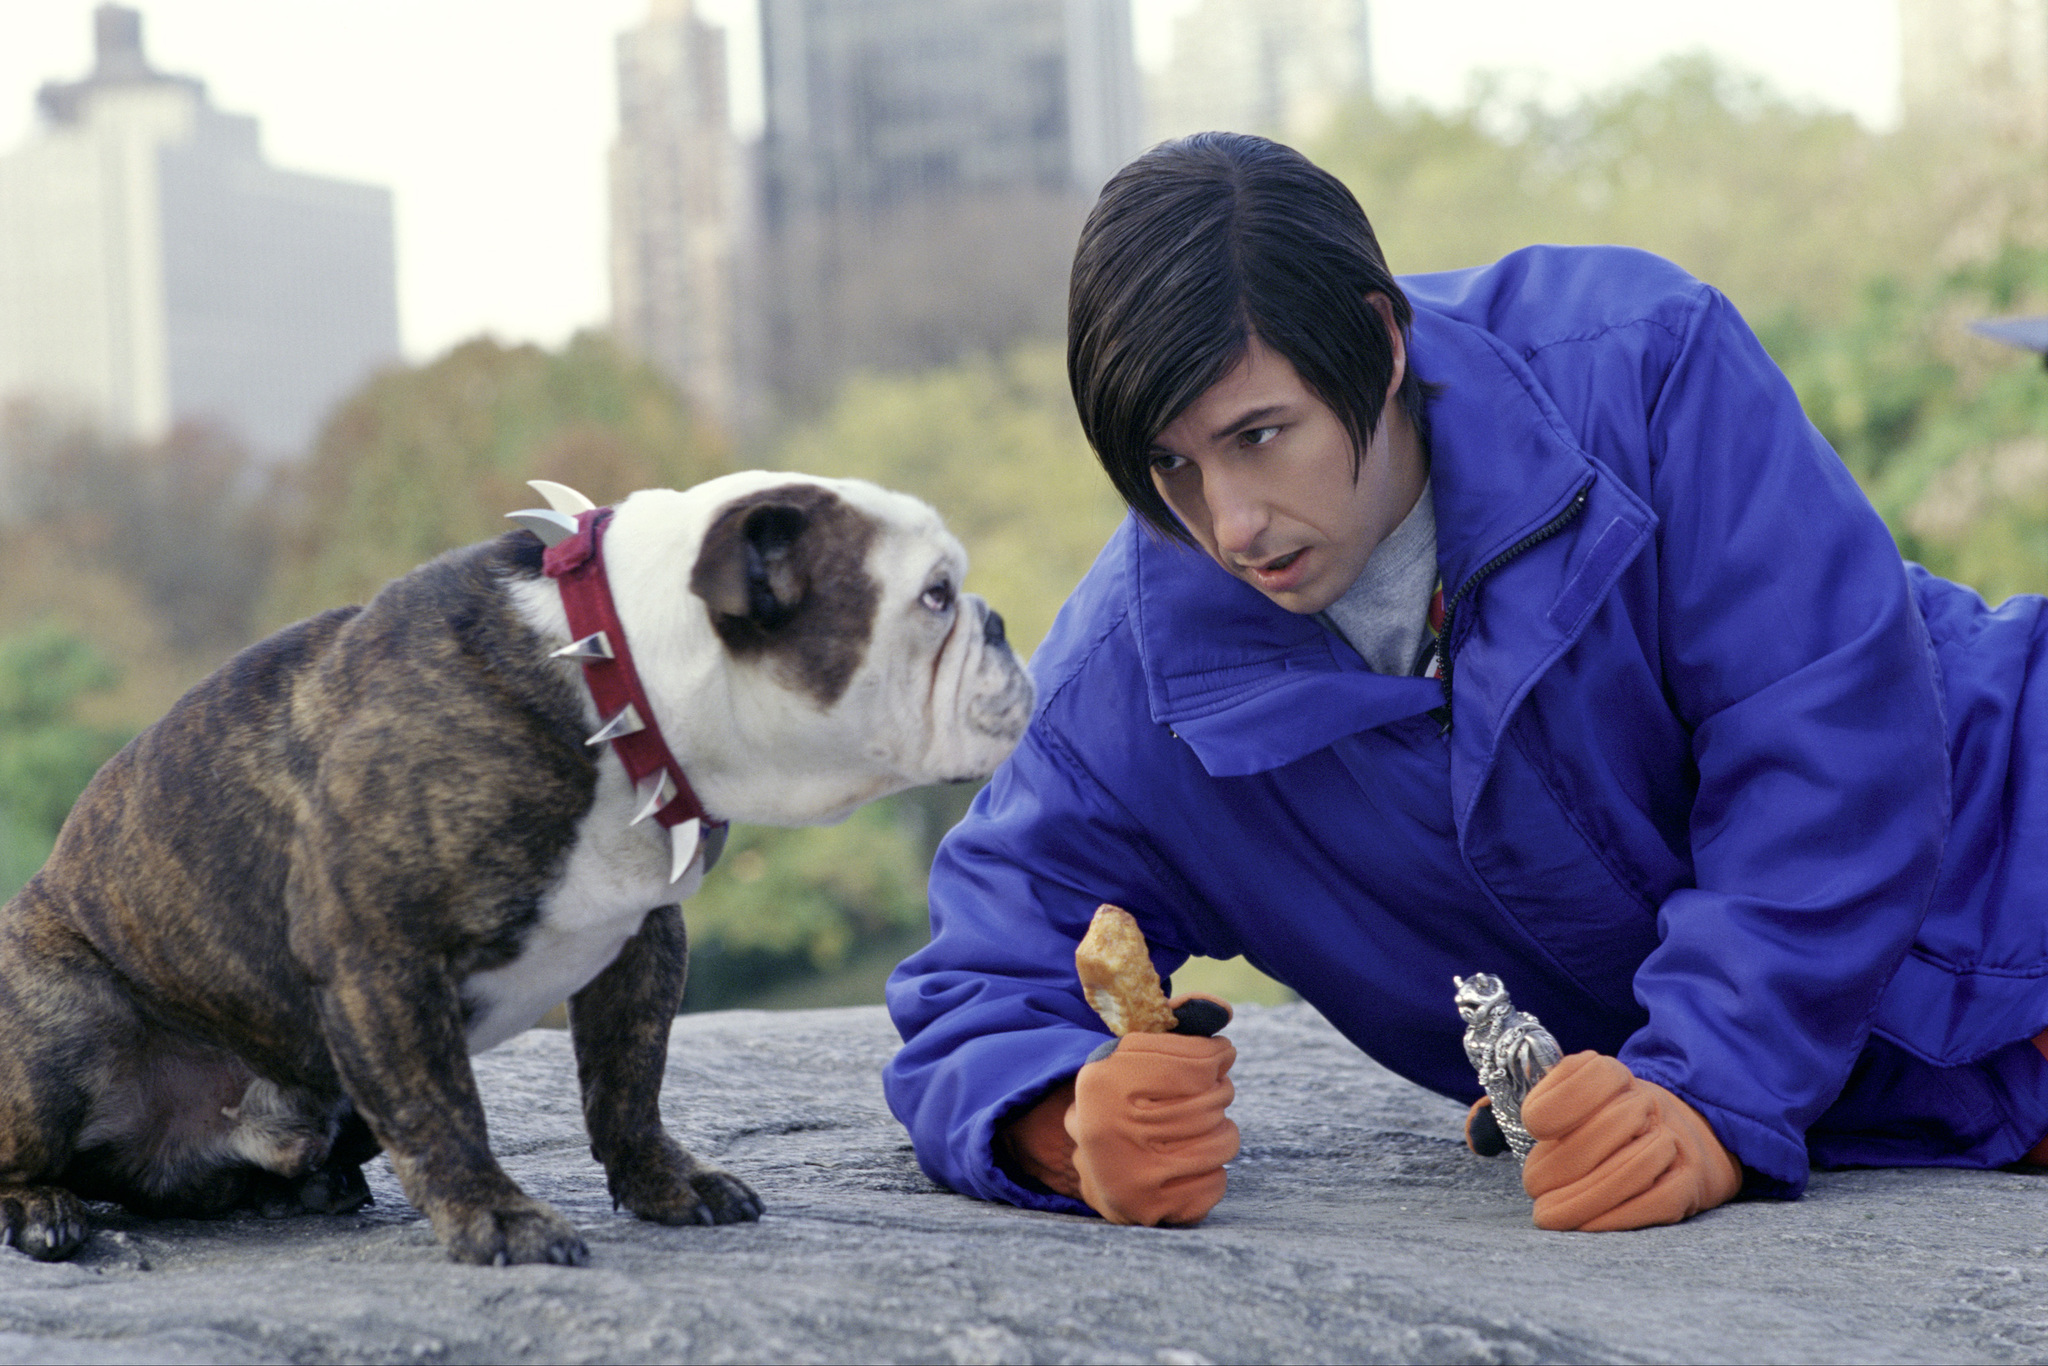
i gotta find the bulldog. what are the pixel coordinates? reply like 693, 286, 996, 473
0, 471, 1033, 1266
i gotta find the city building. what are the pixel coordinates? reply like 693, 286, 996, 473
0, 6, 399, 457
750, 0, 1142, 408
1146, 0, 1373, 144
1900, 0, 2048, 142
609, 0, 749, 434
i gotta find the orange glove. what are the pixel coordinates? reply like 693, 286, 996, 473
1520, 1052, 1741, 1232
1066, 1031, 1240, 1225
996, 997, 1239, 1226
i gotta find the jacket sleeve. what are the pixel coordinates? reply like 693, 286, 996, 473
882, 712, 1199, 1212
1614, 286, 1952, 1196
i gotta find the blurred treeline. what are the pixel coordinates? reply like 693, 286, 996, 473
1308, 56, 2048, 600
3, 55, 2045, 1007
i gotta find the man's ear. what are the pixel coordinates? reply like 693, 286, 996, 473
691, 501, 812, 631
1365, 291, 1406, 397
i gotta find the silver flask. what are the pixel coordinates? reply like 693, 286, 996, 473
1454, 973, 1563, 1161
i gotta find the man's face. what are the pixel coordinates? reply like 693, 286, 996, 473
1149, 323, 1422, 616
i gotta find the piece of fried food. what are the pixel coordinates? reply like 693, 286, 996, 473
1076, 904, 1179, 1036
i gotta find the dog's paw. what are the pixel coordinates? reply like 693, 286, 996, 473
0, 1186, 89, 1261
439, 1201, 588, 1267
612, 1158, 763, 1227
690, 1168, 764, 1224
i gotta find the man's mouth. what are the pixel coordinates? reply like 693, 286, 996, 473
1243, 547, 1308, 588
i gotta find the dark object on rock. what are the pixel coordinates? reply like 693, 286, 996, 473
1171, 998, 1232, 1038
1467, 1099, 1510, 1157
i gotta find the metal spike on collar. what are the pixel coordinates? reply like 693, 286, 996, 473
507, 508, 580, 546
585, 704, 645, 747
527, 479, 597, 515
669, 818, 702, 884
631, 771, 677, 826
551, 631, 613, 662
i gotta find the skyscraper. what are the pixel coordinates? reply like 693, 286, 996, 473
1147, 0, 1374, 144
0, 6, 400, 457
610, 0, 748, 434
1900, 0, 2048, 142
752, 0, 1141, 407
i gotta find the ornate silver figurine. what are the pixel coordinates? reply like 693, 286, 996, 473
1454, 973, 1563, 1162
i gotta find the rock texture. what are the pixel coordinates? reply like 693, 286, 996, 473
1, 1003, 2045, 1365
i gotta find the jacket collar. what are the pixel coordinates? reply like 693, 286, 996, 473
1132, 305, 1652, 780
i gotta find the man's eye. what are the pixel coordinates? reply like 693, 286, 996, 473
921, 582, 955, 613
1150, 453, 1187, 474
1243, 425, 1281, 446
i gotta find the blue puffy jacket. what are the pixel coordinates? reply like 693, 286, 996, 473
883, 245, 2048, 1209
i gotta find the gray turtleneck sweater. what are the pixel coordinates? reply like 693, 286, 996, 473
1318, 480, 1438, 676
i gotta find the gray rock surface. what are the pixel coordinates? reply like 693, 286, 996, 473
1, 1003, 2044, 1365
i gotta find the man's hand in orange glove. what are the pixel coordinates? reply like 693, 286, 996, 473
1519, 1052, 1741, 1232
995, 997, 1239, 1226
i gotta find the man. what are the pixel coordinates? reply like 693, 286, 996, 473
883, 133, 2048, 1231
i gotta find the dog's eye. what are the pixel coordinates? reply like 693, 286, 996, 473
921, 581, 955, 613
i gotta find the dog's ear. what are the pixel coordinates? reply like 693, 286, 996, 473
688, 483, 882, 699
691, 500, 813, 630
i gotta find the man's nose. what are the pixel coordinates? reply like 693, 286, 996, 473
1205, 469, 1267, 557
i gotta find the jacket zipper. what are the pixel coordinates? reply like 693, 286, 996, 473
1433, 486, 1590, 730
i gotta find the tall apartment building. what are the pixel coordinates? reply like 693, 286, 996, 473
610, 0, 748, 433
1147, 0, 1373, 144
0, 6, 399, 457
753, 0, 1142, 407
1900, 0, 2048, 142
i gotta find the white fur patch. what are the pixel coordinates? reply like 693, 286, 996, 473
459, 594, 706, 1053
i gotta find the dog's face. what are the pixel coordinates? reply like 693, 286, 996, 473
603, 472, 1034, 826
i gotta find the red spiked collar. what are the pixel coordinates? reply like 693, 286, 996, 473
542, 509, 725, 864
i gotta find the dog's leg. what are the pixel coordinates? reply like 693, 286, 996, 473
0, 1052, 93, 1260
0, 898, 149, 1261
568, 905, 762, 1226
0, 1024, 89, 1260
316, 960, 587, 1265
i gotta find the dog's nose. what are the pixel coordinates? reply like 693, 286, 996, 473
983, 608, 1007, 648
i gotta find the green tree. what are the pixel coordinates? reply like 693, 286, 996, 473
0, 626, 131, 902
265, 331, 727, 625
677, 802, 934, 1009
1312, 55, 2043, 329
0, 404, 283, 724
1306, 58, 2048, 603
1754, 245, 2048, 601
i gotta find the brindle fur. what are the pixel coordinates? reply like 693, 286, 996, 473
0, 531, 760, 1265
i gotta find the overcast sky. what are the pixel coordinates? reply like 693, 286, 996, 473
0, 1, 1902, 361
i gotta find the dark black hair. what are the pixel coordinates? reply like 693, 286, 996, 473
1066, 132, 1429, 543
